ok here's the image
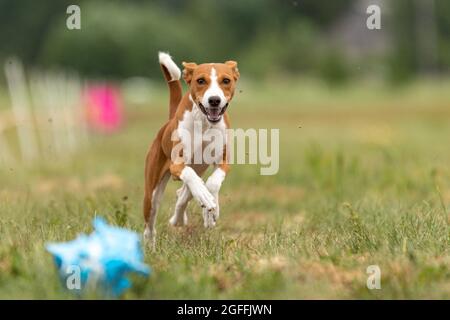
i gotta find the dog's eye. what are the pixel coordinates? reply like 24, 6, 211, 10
222, 78, 231, 84
197, 78, 206, 85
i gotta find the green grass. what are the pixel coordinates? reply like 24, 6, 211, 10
1, 79, 450, 299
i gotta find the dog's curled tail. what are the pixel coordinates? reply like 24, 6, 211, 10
159, 52, 182, 119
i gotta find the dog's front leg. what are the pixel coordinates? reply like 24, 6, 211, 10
203, 145, 230, 227
203, 168, 225, 227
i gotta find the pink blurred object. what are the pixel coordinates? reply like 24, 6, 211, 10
84, 84, 124, 134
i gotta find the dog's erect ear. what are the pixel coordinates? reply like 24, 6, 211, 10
225, 61, 240, 81
182, 62, 197, 84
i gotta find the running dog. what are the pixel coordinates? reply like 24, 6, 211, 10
143, 52, 239, 248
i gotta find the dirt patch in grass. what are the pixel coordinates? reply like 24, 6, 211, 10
299, 261, 364, 290
34, 173, 124, 195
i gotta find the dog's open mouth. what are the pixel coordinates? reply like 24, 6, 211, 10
198, 103, 229, 123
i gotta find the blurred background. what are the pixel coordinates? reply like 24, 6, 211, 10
0, 0, 449, 192
0, 0, 448, 182
1, 0, 449, 83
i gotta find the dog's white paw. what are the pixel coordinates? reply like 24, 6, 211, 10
203, 200, 219, 228
202, 193, 219, 229
190, 181, 216, 211
143, 227, 156, 251
203, 208, 217, 228
205, 176, 221, 222
212, 204, 220, 220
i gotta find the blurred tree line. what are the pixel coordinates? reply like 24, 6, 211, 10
0, 0, 449, 83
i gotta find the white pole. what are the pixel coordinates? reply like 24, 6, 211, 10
65, 71, 85, 151
4, 58, 39, 163
30, 69, 88, 161
58, 71, 77, 155
0, 112, 15, 165
30, 70, 53, 160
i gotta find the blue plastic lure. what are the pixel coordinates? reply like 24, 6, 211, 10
46, 217, 150, 296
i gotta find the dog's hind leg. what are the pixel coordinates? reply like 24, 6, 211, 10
144, 171, 170, 249
169, 184, 192, 226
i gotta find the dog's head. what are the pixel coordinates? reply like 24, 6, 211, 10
182, 61, 239, 123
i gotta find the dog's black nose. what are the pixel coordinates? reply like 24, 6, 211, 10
208, 96, 221, 107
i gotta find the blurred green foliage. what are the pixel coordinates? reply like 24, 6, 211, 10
0, 0, 449, 82
388, 0, 450, 83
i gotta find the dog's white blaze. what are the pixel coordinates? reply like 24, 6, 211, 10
201, 67, 227, 108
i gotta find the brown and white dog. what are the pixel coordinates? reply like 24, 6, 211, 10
143, 52, 239, 248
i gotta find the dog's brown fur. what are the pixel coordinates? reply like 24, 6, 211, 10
143, 54, 239, 246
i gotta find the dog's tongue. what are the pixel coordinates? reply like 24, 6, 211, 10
208, 108, 221, 120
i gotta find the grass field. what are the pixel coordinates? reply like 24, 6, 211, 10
1, 79, 450, 299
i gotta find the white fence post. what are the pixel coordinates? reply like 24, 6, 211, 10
4, 58, 39, 163
2, 58, 88, 167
